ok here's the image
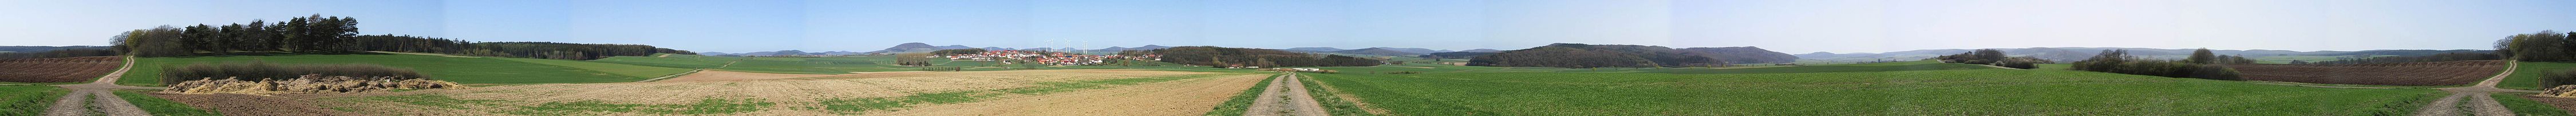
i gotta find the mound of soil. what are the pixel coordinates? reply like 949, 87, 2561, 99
2224, 60, 2506, 86
0, 57, 121, 82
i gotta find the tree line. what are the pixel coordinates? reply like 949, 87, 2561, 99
2496, 30, 2576, 61
0, 49, 117, 59
1133, 46, 1380, 67
2069, 49, 2242, 81
108, 14, 691, 60
114, 14, 358, 57
1933, 49, 2054, 69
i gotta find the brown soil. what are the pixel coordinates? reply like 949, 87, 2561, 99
872, 74, 1266, 115
656, 70, 832, 82
0, 57, 120, 82
307, 69, 1222, 115
151, 93, 365, 115
2522, 95, 2576, 114
2226, 60, 2506, 86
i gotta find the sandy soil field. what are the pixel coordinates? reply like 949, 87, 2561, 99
297, 69, 1249, 115
870, 74, 1263, 115
655, 70, 832, 82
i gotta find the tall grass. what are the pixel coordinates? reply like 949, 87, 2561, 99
160, 61, 425, 85
2541, 69, 2576, 89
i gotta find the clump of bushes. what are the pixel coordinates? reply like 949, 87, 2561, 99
2069, 50, 2242, 80
1385, 71, 1420, 74
160, 61, 425, 85
1935, 49, 2055, 69
163, 74, 460, 94
2542, 69, 2576, 89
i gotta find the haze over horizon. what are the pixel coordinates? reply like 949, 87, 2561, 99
6, 0, 2573, 54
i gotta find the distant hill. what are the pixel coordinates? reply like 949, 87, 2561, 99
1092, 45, 1175, 52
864, 42, 976, 54
1369, 47, 1449, 54
1144, 46, 1380, 67
1468, 43, 1731, 68
2320, 50, 2493, 57
1285, 47, 1344, 52
1800, 47, 2368, 62
936, 45, 973, 50
1459, 49, 1503, 53
0, 46, 109, 53
1331, 47, 1427, 56
1677, 47, 1799, 63
1420, 51, 1496, 59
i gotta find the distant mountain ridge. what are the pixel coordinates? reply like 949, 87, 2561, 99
0, 46, 109, 53
1331, 47, 1427, 56
1469, 43, 1798, 68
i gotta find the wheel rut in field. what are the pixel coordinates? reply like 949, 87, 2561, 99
44, 56, 165, 116
1245, 72, 1329, 116
2414, 61, 2532, 116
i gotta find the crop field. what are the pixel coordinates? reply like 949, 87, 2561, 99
0, 56, 121, 83
491, 58, 696, 78
117, 54, 653, 86
113, 90, 218, 116
305, 69, 1254, 115
0, 86, 66, 115
1300, 61, 2445, 115
593, 55, 982, 74
2504, 62, 2576, 90
2225, 60, 2507, 86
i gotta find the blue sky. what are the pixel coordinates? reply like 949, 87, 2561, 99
5, 0, 2573, 54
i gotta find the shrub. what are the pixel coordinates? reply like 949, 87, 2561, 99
2543, 69, 2576, 89
1385, 71, 1420, 74
160, 61, 425, 85
2070, 50, 2242, 80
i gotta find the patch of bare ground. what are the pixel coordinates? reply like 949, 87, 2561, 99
152, 93, 365, 115
307, 69, 1222, 115
871, 74, 1265, 115
2524, 96, 2576, 114
2226, 60, 2506, 86
657, 70, 833, 82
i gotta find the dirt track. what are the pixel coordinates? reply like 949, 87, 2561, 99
43, 56, 164, 116
2414, 61, 2534, 116
1246, 73, 1329, 116
872, 74, 1266, 115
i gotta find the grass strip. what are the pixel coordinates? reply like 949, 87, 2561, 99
110, 90, 219, 116
1203, 74, 1281, 116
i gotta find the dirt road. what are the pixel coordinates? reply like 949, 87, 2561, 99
1246, 73, 1329, 116
44, 56, 164, 116
2415, 61, 2534, 116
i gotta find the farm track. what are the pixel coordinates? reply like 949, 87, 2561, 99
1245, 73, 1329, 116
42, 56, 165, 116
2415, 61, 2535, 116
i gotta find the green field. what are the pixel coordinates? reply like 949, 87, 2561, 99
492, 58, 696, 79
1, 86, 66, 115
118, 54, 659, 86
1300, 61, 2444, 115
2503, 62, 2576, 90
2495, 93, 2576, 115
114, 90, 219, 115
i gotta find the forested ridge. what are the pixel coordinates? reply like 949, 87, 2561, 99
105, 14, 691, 60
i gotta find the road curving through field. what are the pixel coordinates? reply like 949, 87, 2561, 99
2415, 61, 2536, 116
44, 56, 167, 116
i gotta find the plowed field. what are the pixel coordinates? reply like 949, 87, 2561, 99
2226, 60, 2507, 86
0, 56, 121, 83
